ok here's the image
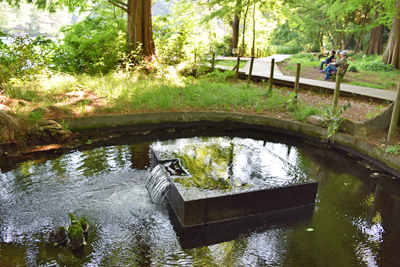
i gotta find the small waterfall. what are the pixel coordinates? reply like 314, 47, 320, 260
145, 164, 170, 204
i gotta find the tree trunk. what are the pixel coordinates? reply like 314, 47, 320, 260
231, 14, 240, 54
383, 0, 400, 69
240, 0, 250, 56
252, 1, 255, 56
320, 33, 323, 48
127, 0, 155, 57
230, 0, 241, 55
340, 33, 346, 50
354, 33, 362, 53
366, 10, 384, 55
344, 34, 354, 50
355, 13, 368, 53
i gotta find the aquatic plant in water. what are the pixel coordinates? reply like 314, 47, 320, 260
67, 213, 87, 250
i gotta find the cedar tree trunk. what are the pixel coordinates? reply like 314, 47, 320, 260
354, 33, 362, 53
366, 10, 384, 55
127, 0, 155, 57
240, 0, 250, 56
344, 34, 354, 50
231, 14, 240, 54
110, 0, 155, 57
340, 33, 346, 50
383, 0, 400, 69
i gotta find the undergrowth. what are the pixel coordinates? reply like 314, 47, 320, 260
2, 69, 324, 122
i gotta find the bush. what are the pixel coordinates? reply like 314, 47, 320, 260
348, 66, 357, 72
290, 52, 319, 62
0, 34, 53, 88
52, 17, 130, 74
267, 45, 302, 55
290, 52, 315, 60
360, 59, 392, 72
153, 15, 192, 65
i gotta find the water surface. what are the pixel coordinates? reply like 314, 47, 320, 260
1, 128, 399, 266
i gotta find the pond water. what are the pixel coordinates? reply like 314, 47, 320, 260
1, 127, 399, 266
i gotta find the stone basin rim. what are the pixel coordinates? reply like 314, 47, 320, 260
58, 111, 400, 179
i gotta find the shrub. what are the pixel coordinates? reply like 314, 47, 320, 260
0, 34, 53, 89
153, 15, 193, 65
360, 59, 392, 71
290, 52, 316, 60
52, 16, 130, 74
348, 66, 357, 72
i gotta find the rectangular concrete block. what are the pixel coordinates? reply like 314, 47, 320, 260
169, 181, 318, 226
167, 181, 207, 227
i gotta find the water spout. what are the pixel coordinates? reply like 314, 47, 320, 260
145, 164, 171, 204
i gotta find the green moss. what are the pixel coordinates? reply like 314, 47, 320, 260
68, 212, 78, 225
68, 224, 83, 239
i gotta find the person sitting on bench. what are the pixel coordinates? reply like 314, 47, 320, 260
319, 50, 336, 70
321, 50, 347, 80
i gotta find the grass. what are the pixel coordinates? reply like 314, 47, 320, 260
386, 144, 400, 155
282, 52, 400, 90
2, 69, 324, 123
214, 59, 247, 69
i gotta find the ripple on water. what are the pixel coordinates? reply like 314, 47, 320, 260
1, 134, 399, 266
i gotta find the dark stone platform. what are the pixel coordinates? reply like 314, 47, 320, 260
168, 203, 315, 249
167, 180, 319, 227
149, 147, 319, 248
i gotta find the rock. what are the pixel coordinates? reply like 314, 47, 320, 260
0, 110, 24, 143
32, 107, 50, 115
0, 104, 10, 111
17, 99, 30, 106
306, 115, 328, 127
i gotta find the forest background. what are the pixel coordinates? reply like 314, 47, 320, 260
2, 0, 400, 154
2, 0, 400, 75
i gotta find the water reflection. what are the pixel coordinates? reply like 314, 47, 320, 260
151, 137, 310, 192
1, 131, 400, 266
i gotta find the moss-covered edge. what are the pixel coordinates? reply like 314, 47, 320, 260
58, 111, 400, 178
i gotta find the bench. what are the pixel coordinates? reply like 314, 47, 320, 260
332, 63, 349, 80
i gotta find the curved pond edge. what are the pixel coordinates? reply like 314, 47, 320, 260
59, 111, 400, 179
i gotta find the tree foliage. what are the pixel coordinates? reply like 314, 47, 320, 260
0, 34, 52, 88
52, 16, 131, 74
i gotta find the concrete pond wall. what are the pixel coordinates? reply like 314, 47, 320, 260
59, 110, 400, 178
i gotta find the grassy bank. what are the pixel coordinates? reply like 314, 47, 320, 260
279, 52, 400, 90
2, 69, 320, 124
2, 67, 400, 158
214, 59, 248, 69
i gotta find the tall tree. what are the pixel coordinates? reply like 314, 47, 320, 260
121, 0, 155, 57
343, 34, 354, 50
382, 0, 400, 69
230, 0, 242, 54
366, 9, 384, 55
1, 0, 156, 57
240, 0, 250, 56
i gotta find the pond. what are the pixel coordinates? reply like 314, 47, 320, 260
1, 126, 399, 266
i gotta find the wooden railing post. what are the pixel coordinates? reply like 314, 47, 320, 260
294, 63, 301, 104
332, 68, 343, 113
235, 48, 241, 80
388, 82, 400, 141
211, 52, 215, 72
248, 47, 255, 84
268, 58, 275, 95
